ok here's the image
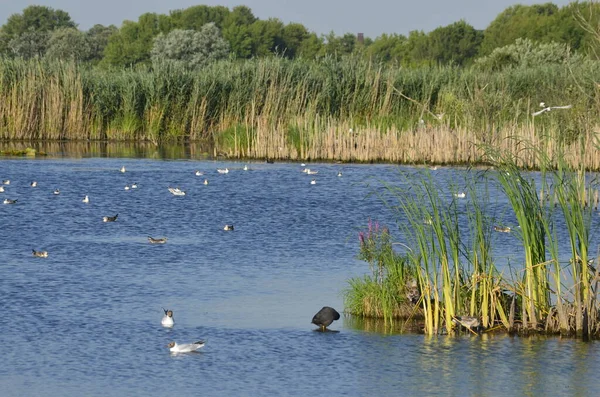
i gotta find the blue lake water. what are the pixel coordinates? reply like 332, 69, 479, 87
1, 154, 600, 396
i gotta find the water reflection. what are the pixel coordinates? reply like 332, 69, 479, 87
0, 140, 213, 159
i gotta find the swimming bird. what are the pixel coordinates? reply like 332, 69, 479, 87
217, 168, 229, 174
124, 185, 130, 190
0, 186, 4, 192
312, 306, 341, 331
307, 169, 318, 175
532, 104, 572, 117
243, 165, 248, 171
148, 236, 168, 244
53, 189, 60, 195
224, 224, 234, 231
337, 172, 343, 177
103, 214, 118, 222
310, 179, 317, 185
32, 249, 48, 258
161, 308, 174, 328
494, 225, 511, 233
3, 198, 17, 204
168, 187, 186, 196
167, 340, 205, 353
120, 166, 126, 173
131, 183, 138, 189
3, 180, 9, 185
30, 181, 37, 187
82, 195, 90, 203
452, 316, 482, 333
301, 163, 306, 167
203, 179, 209, 185
454, 192, 466, 199
195, 170, 203, 176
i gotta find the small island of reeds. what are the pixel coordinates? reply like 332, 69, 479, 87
345, 145, 600, 339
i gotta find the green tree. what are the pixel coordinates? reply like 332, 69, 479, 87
151, 23, 229, 69
87, 24, 118, 64
170, 5, 230, 30
479, 3, 559, 56
248, 18, 284, 57
222, 6, 256, 58
281, 23, 310, 58
297, 33, 323, 59
0, 5, 76, 55
45, 27, 91, 61
323, 32, 356, 57
367, 33, 407, 63
102, 13, 172, 67
7, 31, 50, 59
427, 20, 482, 65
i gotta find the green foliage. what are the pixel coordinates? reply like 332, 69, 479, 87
86, 25, 118, 64
150, 24, 229, 69
45, 28, 92, 62
427, 20, 483, 66
475, 37, 584, 71
7, 31, 50, 59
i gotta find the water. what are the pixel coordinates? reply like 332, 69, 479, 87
1, 154, 600, 396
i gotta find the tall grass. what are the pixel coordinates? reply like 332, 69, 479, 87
1, 57, 600, 168
346, 143, 600, 337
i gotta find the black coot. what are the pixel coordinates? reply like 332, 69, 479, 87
312, 306, 340, 331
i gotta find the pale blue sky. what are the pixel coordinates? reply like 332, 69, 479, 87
1, 1, 575, 38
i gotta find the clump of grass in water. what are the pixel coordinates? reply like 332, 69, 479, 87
344, 219, 418, 325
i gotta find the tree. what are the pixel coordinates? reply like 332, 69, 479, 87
0, 5, 76, 56
248, 18, 284, 57
475, 37, 584, 71
427, 21, 483, 65
87, 24, 118, 64
297, 33, 323, 59
45, 27, 91, 61
222, 6, 256, 58
7, 31, 50, 59
103, 13, 171, 67
151, 23, 229, 69
367, 33, 407, 63
170, 5, 230, 30
281, 23, 310, 58
323, 32, 356, 57
479, 3, 559, 56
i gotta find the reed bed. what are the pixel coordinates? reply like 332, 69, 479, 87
345, 144, 600, 338
1, 57, 600, 168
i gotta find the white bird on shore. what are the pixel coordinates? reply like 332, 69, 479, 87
161, 308, 174, 328
532, 104, 572, 117
82, 195, 89, 203
167, 340, 205, 353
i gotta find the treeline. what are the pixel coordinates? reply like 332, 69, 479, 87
0, 2, 599, 68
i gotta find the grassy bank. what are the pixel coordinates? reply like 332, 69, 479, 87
1, 57, 600, 168
345, 145, 600, 338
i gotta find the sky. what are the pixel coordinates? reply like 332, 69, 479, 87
0, 0, 576, 38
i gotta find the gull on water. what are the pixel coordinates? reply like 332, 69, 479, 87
124, 185, 130, 190
3, 198, 17, 204
0, 186, 4, 192
148, 236, 168, 244
131, 183, 138, 189
310, 179, 317, 185
217, 168, 229, 174
167, 340, 205, 354
161, 308, 174, 328
3, 180, 10, 185
53, 189, 60, 195
32, 249, 48, 258
224, 224, 234, 231
103, 214, 118, 222
203, 179, 209, 185
168, 187, 186, 196
454, 192, 466, 199
82, 195, 90, 203
30, 181, 37, 187
243, 165, 248, 171
195, 170, 204, 176
120, 166, 126, 173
